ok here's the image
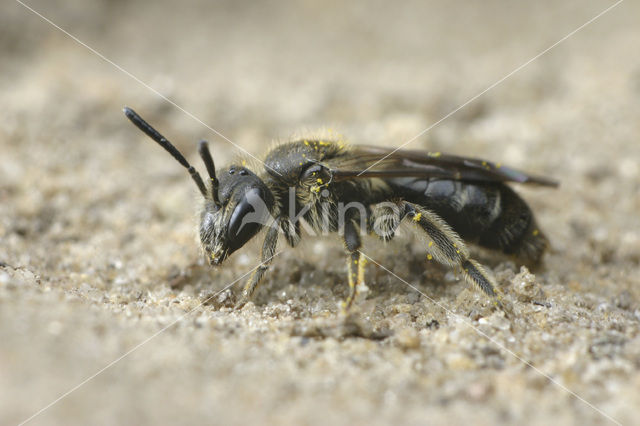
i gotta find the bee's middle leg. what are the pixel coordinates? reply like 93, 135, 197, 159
342, 218, 365, 311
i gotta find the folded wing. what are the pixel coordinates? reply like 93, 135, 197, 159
325, 145, 558, 187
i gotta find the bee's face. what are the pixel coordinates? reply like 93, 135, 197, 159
199, 166, 273, 265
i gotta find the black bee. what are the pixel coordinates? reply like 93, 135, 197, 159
124, 107, 558, 310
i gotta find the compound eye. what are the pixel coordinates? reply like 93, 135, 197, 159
226, 188, 268, 253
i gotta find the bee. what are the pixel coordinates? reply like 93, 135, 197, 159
124, 107, 558, 310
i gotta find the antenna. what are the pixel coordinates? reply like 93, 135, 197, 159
198, 140, 221, 206
123, 107, 207, 197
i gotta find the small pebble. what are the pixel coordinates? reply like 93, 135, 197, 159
394, 327, 421, 350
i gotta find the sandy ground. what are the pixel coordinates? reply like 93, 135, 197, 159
1, 1, 640, 425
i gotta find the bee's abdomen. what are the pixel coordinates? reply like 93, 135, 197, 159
391, 178, 547, 263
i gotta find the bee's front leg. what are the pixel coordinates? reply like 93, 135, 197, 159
342, 218, 365, 311
235, 219, 280, 309
279, 217, 301, 247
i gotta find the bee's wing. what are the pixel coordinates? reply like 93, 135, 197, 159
325, 145, 559, 187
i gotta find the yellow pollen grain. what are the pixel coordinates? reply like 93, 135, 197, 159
533, 229, 540, 236
316, 178, 323, 184
241, 160, 247, 166
428, 241, 434, 247
412, 212, 422, 222
429, 152, 441, 158
427, 254, 433, 260
496, 163, 502, 168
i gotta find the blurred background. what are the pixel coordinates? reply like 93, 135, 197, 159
1, 1, 639, 425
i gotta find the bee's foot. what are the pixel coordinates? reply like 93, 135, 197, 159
233, 297, 249, 311
495, 297, 515, 319
340, 300, 349, 315
340, 296, 357, 315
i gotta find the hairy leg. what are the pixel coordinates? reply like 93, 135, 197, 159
342, 218, 365, 310
280, 217, 301, 247
402, 203, 505, 309
236, 219, 280, 308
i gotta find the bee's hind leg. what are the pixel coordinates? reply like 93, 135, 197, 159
402, 203, 507, 311
369, 201, 406, 242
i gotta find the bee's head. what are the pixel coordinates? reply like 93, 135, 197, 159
200, 164, 274, 265
123, 107, 274, 266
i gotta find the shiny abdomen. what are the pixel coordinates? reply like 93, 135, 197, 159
388, 177, 547, 262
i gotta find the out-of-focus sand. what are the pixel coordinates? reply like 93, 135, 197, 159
1, 1, 639, 425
